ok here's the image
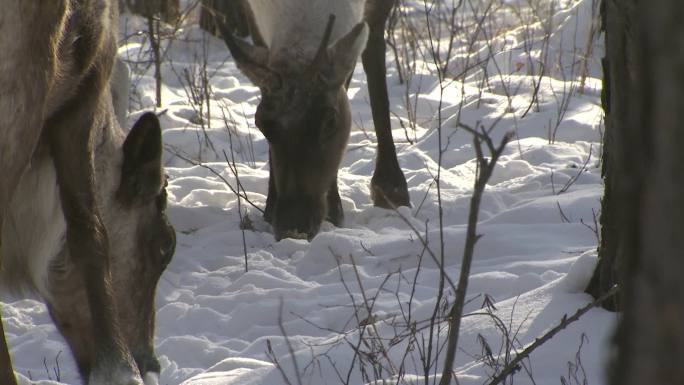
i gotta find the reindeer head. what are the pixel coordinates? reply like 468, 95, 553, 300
219, 16, 368, 240
112, 112, 176, 378
47, 113, 175, 382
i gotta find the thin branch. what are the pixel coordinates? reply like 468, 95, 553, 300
166, 145, 264, 214
278, 298, 304, 385
266, 338, 295, 385
223, 147, 249, 272
439, 124, 513, 385
485, 285, 620, 385
557, 144, 593, 195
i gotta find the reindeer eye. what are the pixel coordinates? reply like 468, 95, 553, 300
155, 187, 168, 211
320, 108, 338, 140
157, 220, 175, 268
160, 233, 175, 268
264, 74, 283, 93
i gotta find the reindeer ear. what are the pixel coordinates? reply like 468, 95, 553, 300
216, 16, 281, 90
118, 112, 165, 206
323, 22, 369, 87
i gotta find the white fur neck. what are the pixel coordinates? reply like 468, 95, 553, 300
247, 0, 366, 64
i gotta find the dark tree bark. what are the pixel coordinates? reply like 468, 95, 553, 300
591, 0, 684, 383
121, 0, 180, 23
584, 0, 631, 311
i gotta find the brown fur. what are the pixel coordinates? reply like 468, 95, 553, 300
0, 1, 174, 384
218, 0, 409, 241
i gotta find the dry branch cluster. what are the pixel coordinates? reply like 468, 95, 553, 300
118, 0, 604, 384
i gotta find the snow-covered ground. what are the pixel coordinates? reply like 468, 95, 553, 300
2, 0, 615, 384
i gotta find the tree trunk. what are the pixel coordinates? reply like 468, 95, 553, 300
584, 0, 624, 311
599, 0, 684, 383
122, 0, 180, 23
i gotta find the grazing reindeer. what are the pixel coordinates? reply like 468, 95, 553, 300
217, 0, 410, 240
0, 1, 175, 384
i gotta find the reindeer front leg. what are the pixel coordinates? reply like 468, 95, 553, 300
46, 69, 142, 385
326, 175, 344, 227
363, 0, 410, 209
264, 150, 277, 224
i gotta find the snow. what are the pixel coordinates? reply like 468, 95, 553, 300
2, 0, 616, 384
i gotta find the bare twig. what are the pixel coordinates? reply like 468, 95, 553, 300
438, 123, 512, 385
485, 285, 619, 385
223, 147, 249, 272
557, 202, 572, 223
274, 298, 303, 385
266, 338, 295, 385
561, 334, 589, 385
557, 145, 593, 195
350, 255, 399, 379
146, 11, 163, 107
580, 207, 600, 244
166, 146, 264, 214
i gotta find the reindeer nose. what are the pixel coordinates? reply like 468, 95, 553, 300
273, 195, 325, 241
143, 372, 160, 385
274, 215, 321, 241
277, 229, 310, 241
134, 352, 161, 384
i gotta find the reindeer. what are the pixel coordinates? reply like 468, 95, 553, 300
217, 0, 410, 241
0, 1, 175, 384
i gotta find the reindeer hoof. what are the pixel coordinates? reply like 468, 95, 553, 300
371, 170, 410, 209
